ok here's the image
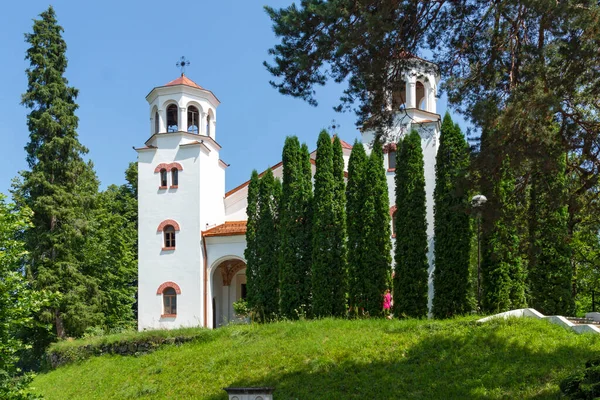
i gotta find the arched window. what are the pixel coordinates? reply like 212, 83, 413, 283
416, 81, 426, 110
163, 287, 177, 316
154, 111, 159, 134
206, 114, 211, 136
164, 225, 176, 249
392, 82, 407, 109
166, 104, 178, 132
171, 168, 178, 187
187, 106, 199, 133
159, 169, 168, 188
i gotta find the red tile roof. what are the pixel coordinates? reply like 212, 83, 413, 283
165, 74, 203, 89
203, 221, 247, 237
332, 135, 353, 149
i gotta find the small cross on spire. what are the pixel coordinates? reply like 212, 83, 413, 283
176, 56, 190, 76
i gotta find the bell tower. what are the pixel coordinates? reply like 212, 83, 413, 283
361, 55, 442, 313
137, 73, 227, 330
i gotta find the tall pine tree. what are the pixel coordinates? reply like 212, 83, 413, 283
346, 140, 371, 314
528, 144, 573, 315
312, 131, 347, 317
279, 137, 312, 319
17, 6, 101, 339
432, 113, 472, 318
393, 131, 428, 318
365, 140, 392, 316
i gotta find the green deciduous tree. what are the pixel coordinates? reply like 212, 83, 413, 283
432, 113, 472, 318
312, 131, 347, 317
16, 6, 101, 339
393, 131, 428, 318
0, 195, 45, 399
279, 137, 313, 319
83, 163, 138, 330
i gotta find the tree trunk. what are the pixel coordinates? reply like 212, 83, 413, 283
55, 309, 66, 339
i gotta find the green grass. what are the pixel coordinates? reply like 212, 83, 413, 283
32, 317, 600, 399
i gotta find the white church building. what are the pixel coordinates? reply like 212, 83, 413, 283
137, 60, 441, 330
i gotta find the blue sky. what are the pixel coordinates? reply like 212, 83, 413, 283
0, 0, 463, 194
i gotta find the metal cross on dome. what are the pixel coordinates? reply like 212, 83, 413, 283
176, 56, 190, 75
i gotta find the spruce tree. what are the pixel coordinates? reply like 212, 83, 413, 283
17, 6, 101, 339
528, 148, 573, 315
312, 131, 346, 317
365, 140, 392, 316
255, 169, 280, 321
346, 141, 371, 314
393, 131, 428, 318
244, 170, 260, 313
279, 137, 312, 319
432, 114, 472, 318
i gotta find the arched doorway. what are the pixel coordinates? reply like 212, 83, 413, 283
211, 258, 246, 328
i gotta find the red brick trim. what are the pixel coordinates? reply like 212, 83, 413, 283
162, 246, 176, 251
383, 143, 397, 154
389, 205, 397, 216
387, 168, 395, 172
156, 281, 181, 295
157, 219, 180, 232
154, 162, 183, 173
158, 185, 168, 190
161, 314, 177, 318
169, 185, 178, 189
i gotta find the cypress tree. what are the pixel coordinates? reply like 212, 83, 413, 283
432, 113, 472, 318
480, 156, 526, 313
312, 131, 346, 317
17, 6, 101, 339
256, 169, 280, 321
331, 136, 348, 316
528, 148, 573, 315
244, 170, 260, 313
346, 140, 371, 314
393, 131, 428, 318
280, 137, 313, 319
365, 140, 392, 316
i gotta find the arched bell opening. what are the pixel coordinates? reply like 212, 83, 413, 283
166, 104, 179, 132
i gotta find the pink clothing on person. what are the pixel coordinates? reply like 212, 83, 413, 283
383, 292, 391, 310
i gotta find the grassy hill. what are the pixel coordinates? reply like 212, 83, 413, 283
32, 317, 599, 399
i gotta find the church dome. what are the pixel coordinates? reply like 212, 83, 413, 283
164, 74, 203, 89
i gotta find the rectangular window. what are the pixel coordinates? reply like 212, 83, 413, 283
165, 231, 176, 248
164, 295, 177, 315
389, 151, 397, 170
